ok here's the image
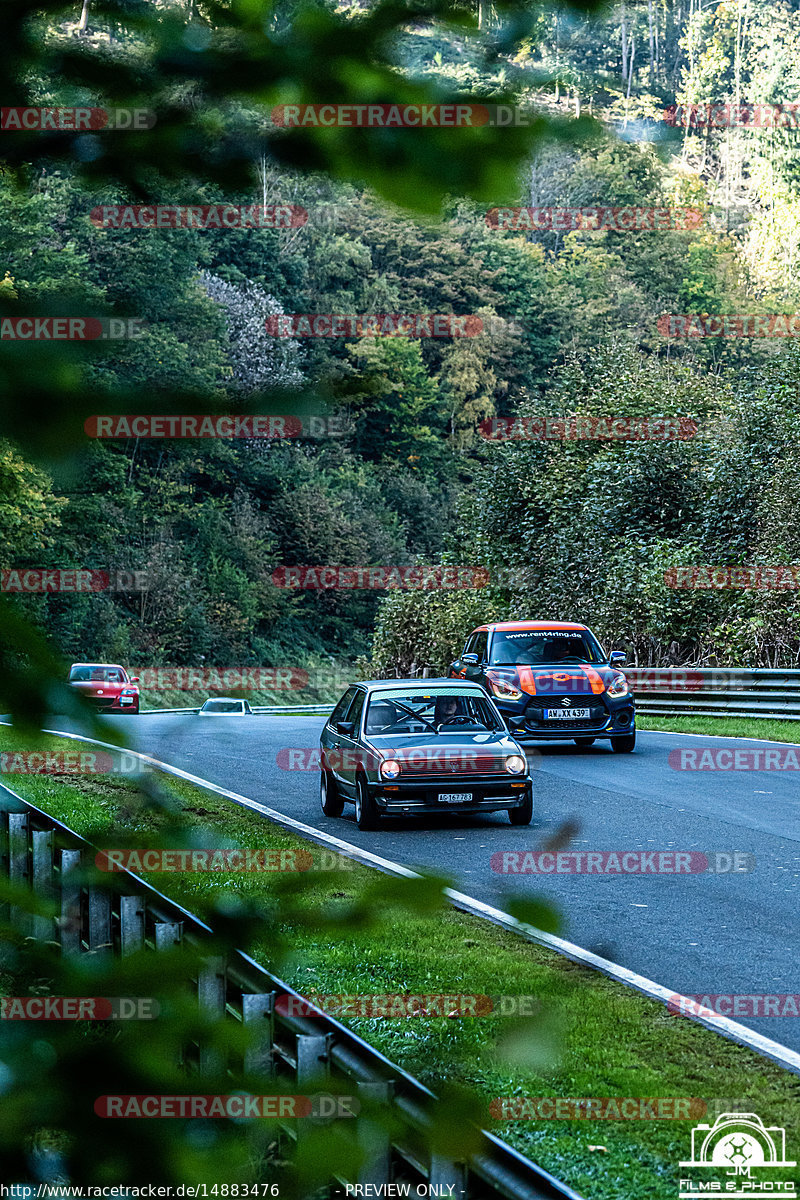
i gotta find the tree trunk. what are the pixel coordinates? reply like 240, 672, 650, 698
78, 0, 90, 33
620, 2, 628, 88
554, 10, 560, 104
626, 34, 635, 104
648, 0, 656, 86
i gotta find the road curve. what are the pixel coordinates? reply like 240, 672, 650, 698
35, 714, 800, 1052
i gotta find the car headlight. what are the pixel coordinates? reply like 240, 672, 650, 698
487, 673, 523, 701
505, 755, 527, 775
606, 672, 630, 698
380, 759, 401, 780
120, 688, 138, 696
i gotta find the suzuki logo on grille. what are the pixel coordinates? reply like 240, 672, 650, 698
560, 697, 571, 707
449, 762, 459, 772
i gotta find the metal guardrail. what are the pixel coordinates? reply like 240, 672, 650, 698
0, 781, 583, 1200
141, 704, 335, 715
145, 668, 800, 722
626, 667, 800, 721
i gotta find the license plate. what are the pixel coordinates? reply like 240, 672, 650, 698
544, 708, 590, 720
439, 792, 472, 804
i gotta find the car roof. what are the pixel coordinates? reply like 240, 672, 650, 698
202, 697, 246, 703
70, 662, 127, 670
474, 621, 589, 633
356, 678, 487, 692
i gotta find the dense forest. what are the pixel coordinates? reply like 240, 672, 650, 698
3, 0, 800, 707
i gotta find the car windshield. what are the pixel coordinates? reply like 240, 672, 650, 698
201, 700, 243, 713
70, 666, 125, 682
490, 630, 604, 666
365, 691, 503, 735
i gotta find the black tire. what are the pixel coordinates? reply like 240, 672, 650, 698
355, 774, 380, 831
508, 788, 533, 826
574, 737, 595, 748
320, 768, 345, 817
611, 732, 636, 753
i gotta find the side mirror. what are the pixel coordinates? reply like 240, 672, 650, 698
609, 651, 627, 667
129, 676, 140, 683
462, 653, 479, 665
336, 720, 356, 736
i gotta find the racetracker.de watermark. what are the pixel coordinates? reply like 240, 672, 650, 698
663, 102, 800, 129
277, 747, 537, 772
134, 667, 308, 690
659, 313, 800, 337
1, 569, 147, 592
83, 414, 348, 439
271, 565, 490, 589
491, 851, 754, 874
1, 996, 158, 1020
95, 848, 314, 872
668, 994, 800, 1017
1, 751, 128, 775
264, 313, 482, 337
479, 416, 698, 441
669, 747, 800, 771
1, 107, 155, 130
664, 565, 800, 589
0, 317, 144, 340
490, 1097, 706, 1120
485, 207, 703, 232
90, 205, 307, 229
94, 1094, 359, 1118
270, 103, 538, 127
275, 993, 540, 1018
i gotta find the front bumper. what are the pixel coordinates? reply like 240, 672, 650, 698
368, 775, 532, 815
494, 694, 635, 741
78, 694, 139, 712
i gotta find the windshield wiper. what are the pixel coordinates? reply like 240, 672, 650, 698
376, 700, 439, 734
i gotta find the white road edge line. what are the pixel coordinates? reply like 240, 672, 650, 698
642, 729, 800, 747
20, 724, 800, 1078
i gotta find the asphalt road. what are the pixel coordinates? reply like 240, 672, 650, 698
35, 714, 800, 1051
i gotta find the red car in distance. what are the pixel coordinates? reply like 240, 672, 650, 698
68, 663, 141, 714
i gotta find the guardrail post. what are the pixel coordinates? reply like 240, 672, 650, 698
31, 829, 54, 941
59, 849, 82, 955
296, 1032, 329, 1084
429, 1154, 467, 1193
356, 1081, 393, 1186
87, 885, 111, 952
243, 992, 276, 1078
154, 921, 182, 951
296, 1033, 330, 1149
198, 956, 226, 1073
8, 812, 30, 934
119, 894, 145, 955
0, 812, 8, 925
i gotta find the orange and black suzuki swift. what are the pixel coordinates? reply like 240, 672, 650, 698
448, 621, 635, 752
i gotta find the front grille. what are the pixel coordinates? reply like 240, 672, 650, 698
85, 695, 115, 708
399, 754, 508, 776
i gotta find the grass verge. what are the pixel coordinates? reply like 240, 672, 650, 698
637, 714, 800, 743
1, 728, 799, 1200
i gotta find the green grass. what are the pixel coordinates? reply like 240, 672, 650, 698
2, 728, 799, 1200
637, 714, 800, 744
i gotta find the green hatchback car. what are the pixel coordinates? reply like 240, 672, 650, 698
319, 678, 534, 830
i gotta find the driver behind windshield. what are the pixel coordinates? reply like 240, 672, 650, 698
434, 695, 463, 725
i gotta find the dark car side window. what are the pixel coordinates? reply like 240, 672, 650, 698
463, 633, 477, 656
346, 690, 365, 735
329, 688, 356, 725
473, 632, 488, 662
